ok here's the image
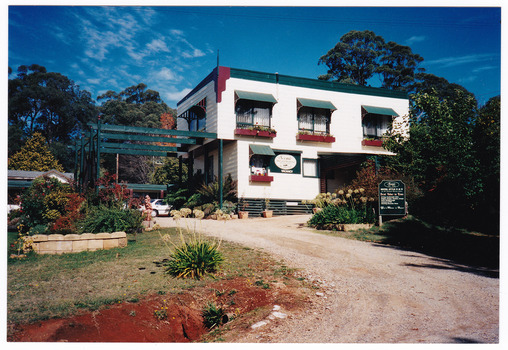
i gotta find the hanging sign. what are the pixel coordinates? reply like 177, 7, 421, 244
378, 180, 406, 216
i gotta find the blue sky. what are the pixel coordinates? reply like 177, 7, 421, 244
7, 4, 501, 108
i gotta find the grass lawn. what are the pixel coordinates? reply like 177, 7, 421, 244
7, 227, 300, 326
311, 215, 499, 270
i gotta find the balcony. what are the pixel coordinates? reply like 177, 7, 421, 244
235, 128, 277, 138
296, 133, 335, 143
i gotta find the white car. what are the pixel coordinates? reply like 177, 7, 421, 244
141, 199, 171, 217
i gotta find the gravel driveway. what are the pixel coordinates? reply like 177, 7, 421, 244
155, 215, 499, 343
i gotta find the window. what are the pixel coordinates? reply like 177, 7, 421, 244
236, 100, 272, 129
302, 159, 319, 178
361, 106, 398, 140
298, 107, 331, 134
362, 114, 391, 139
188, 109, 206, 132
178, 101, 206, 132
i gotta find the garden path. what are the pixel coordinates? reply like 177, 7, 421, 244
155, 215, 499, 343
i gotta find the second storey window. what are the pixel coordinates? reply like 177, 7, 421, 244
361, 105, 398, 139
297, 98, 336, 135
235, 91, 277, 129
236, 100, 272, 128
298, 107, 331, 134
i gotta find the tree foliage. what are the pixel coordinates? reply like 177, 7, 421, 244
97, 84, 176, 183
8, 132, 64, 172
378, 41, 425, 91
319, 30, 424, 90
318, 30, 385, 85
384, 90, 500, 232
8, 64, 97, 153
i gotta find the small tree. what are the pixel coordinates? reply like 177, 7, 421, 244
9, 132, 64, 172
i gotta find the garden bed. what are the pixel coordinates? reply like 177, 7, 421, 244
31, 232, 127, 254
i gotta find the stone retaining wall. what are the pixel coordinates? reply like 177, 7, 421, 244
31, 232, 127, 254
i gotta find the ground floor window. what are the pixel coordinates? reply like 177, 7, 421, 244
250, 155, 270, 176
302, 159, 319, 178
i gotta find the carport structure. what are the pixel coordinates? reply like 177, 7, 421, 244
73, 117, 223, 205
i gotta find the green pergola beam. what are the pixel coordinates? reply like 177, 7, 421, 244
100, 132, 196, 145
88, 123, 217, 139
100, 148, 176, 157
101, 142, 178, 152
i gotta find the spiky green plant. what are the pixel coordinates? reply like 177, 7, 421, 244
202, 302, 226, 329
164, 239, 224, 279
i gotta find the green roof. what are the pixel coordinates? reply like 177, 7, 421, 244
230, 68, 408, 99
235, 90, 277, 103
297, 98, 336, 110
249, 144, 275, 156
362, 105, 399, 116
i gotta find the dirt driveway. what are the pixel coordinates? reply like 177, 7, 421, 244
155, 215, 499, 343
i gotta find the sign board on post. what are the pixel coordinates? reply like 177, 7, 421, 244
378, 180, 406, 224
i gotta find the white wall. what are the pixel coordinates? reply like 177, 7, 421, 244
217, 77, 409, 200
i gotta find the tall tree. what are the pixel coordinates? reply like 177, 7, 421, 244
377, 41, 425, 91
384, 89, 482, 230
472, 96, 500, 233
8, 64, 97, 145
8, 132, 64, 172
318, 30, 385, 85
97, 85, 175, 184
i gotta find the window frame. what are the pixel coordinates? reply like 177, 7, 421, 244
297, 106, 331, 135
235, 99, 273, 129
302, 158, 320, 178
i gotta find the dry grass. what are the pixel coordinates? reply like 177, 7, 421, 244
7, 227, 296, 325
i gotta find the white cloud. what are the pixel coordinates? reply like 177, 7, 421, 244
155, 67, 179, 81
426, 53, 497, 68
405, 35, 426, 46
163, 88, 192, 103
146, 39, 170, 53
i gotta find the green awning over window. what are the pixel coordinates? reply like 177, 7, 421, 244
249, 144, 275, 156
362, 105, 399, 117
235, 90, 277, 103
297, 98, 336, 111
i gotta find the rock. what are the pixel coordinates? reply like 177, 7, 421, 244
251, 320, 269, 329
271, 311, 287, 319
273, 305, 281, 311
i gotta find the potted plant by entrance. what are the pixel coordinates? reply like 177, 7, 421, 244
262, 198, 273, 218
238, 197, 249, 219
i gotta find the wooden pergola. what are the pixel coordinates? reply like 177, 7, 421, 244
72, 117, 224, 206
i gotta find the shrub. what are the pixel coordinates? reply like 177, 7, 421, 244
164, 239, 224, 279
202, 302, 226, 329
308, 204, 376, 230
79, 206, 143, 233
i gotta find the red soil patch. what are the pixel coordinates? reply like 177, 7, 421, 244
8, 277, 305, 342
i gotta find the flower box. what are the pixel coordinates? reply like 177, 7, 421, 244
235, 128, 276, 138
296, 133, 335, 143
362, 139, 383, 147
249, 175, 274, 182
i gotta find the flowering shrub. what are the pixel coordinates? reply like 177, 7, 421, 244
18, 176, 73, 234
51, 193, 87, 234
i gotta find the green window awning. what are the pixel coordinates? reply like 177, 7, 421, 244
362, 105, 399, 117
235, 90, 277, 103
249, 144, 275, 156
297, 98, 336, 111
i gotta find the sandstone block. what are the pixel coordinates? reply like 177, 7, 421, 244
103, 238, 118, 250
88, 239, 103, 251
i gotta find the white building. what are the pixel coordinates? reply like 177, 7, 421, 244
177, 67, 409, 215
